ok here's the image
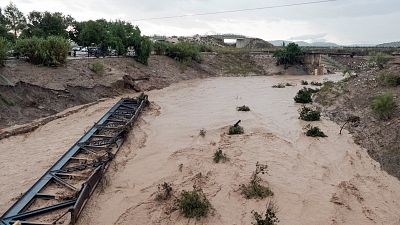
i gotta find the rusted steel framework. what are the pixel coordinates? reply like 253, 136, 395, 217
1, 95, 148, 225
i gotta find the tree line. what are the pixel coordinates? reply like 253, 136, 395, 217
0, 2, 152, 65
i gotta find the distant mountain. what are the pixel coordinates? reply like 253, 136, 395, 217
306, 42, 340, 47
269, 40, 294, 46
269, 40, 340, 47
376, 41, 400, 47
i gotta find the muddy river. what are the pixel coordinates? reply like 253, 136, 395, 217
1, 75, 400, 225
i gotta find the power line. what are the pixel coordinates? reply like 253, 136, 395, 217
134, 0, 338, 22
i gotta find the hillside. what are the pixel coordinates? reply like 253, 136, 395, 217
376, 41, 400, 47
270, 40, 340, 47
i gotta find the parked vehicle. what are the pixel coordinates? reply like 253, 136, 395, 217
88, 47, 106, 58
72, 46, 82, 51
108, 49, 117, 56
126, 49, 136, 57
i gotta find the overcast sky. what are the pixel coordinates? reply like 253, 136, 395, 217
3, 0, 400, 45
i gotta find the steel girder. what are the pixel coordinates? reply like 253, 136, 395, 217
1, 95, 148, 225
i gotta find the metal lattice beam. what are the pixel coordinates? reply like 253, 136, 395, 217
1, 95, 148, 225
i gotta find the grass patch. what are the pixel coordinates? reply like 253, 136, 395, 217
237, 105, 251, 111
213, 149, 228, 163
369, 52, 391, 70
178, 187, 211, 219
294, 88, 313, 103
240, 162, 273, 199
379, 72, 400, 87
252, 202, 280, 225
371, 93, 396, 120
89, 61, 105, 75
304, 125, 328, 137
229, 125, 244, 135
299, 107, 321, 121
155, 182, 173, 201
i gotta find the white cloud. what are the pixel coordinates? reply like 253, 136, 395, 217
3, 0, 400, 44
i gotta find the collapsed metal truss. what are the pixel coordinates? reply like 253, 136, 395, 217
1, 95, 148, 225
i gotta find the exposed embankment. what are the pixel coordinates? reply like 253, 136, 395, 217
0, 82, 117, 128
0, 53, 306, 129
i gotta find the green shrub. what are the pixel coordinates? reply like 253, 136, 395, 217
237, 105, 250, 111
371, 93, 396, 120
199, 128, 206, 137
15, 36, 69, 66
229, 125, 244, 135
0, 38, 7, 67
199, 44, 213, 52
369, 52, 391, 70
252, 202, 280, 225
135, 37, 152, 65
213, 149, 228, 163
241, 162, 273, 199
304, 125, 327, 137
379, 72, 400, 87
241, 177, 273, 199
178, 188, 210, 219
301, 80, 308, 85
166, 42, 201, 63
153, 41, 170, 55
90, 61, 104, 75
155, 182, 173, 201
294, 88, 313, 103
299, 107, 321, 121
273, 43, 304, 68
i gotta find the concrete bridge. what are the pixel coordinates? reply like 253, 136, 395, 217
303, 52, 351, 75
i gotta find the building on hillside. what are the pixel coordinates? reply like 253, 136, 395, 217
236, 38, 250, 48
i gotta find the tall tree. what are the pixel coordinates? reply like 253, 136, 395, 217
76, 19, 110, 48
4, 2, 26, 37
0, 7, 5, 23
22, 11, 74, 38
70, 19, 142, 55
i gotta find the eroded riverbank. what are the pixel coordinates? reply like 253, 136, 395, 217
1, 75, 400, 225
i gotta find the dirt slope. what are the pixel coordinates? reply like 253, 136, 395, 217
315, 60, 400, 179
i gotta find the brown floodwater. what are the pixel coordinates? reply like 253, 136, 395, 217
1, 75, 400, 225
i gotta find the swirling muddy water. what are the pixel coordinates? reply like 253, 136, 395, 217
1, 75, 400, 225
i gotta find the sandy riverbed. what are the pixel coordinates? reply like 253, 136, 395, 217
1, 75, 400, 225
